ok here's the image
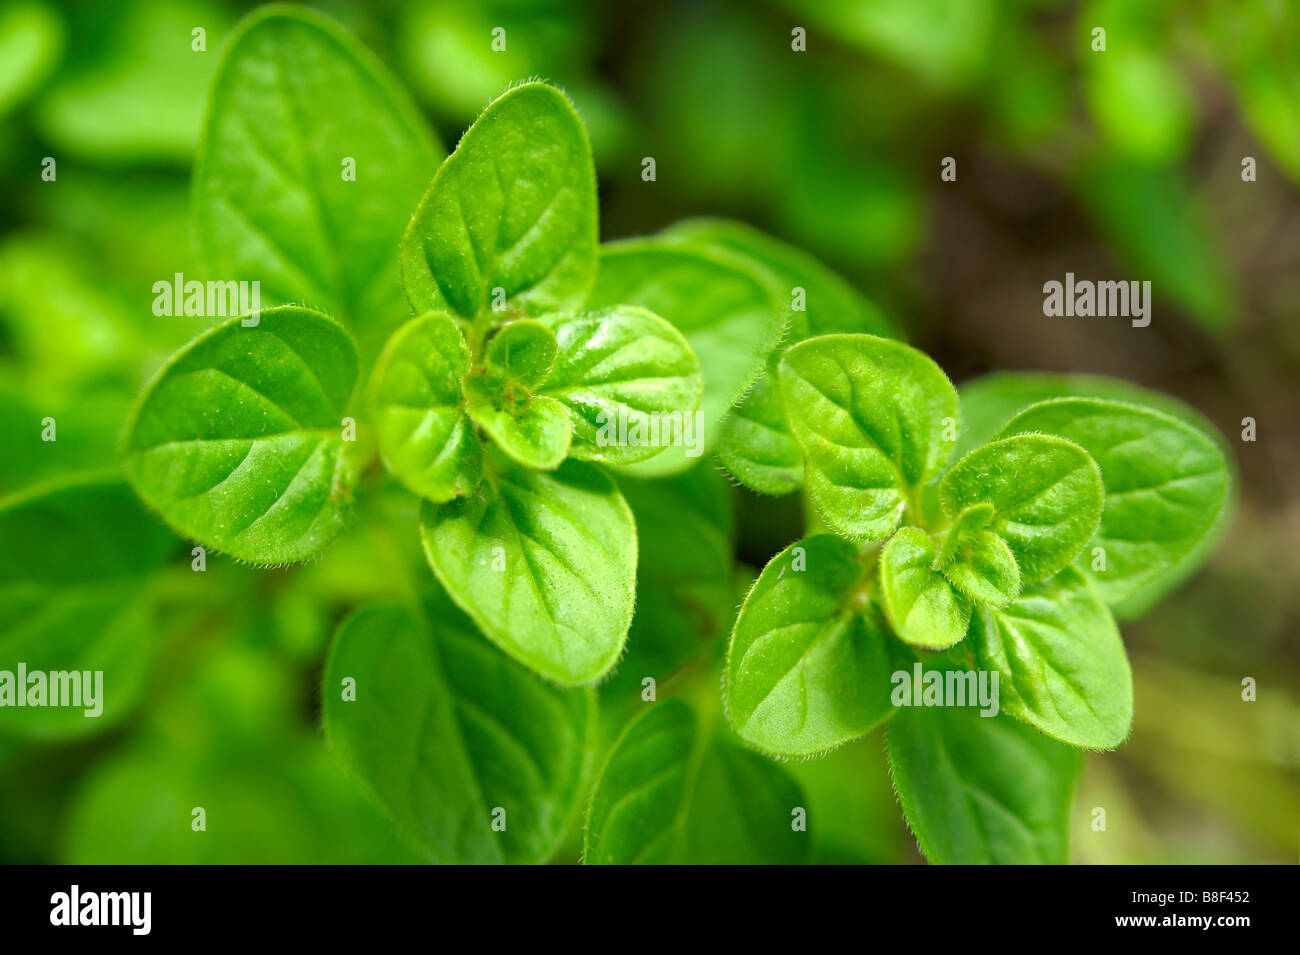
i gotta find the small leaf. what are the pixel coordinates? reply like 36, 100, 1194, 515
780, 334, 959, 540
969, 568, 1133, 749
419, 453, 635, 684
583, 699, 810, 864
196, 6, 442, 356
534, 306, 703, 466
662, 218, 897, 494
726, 535, 899, 757
368, 313, 481, 502
585, 239, 786, 475
400, 81, 597, 320
124, 306, 359, 564
324, 599, 594, 864
879, 527, 971, 649
942, 529, 1020, 609
481, 319, 558, 390
466, 396, 571, 471
464, 320, 570, 469
888, 704, 1082, 864
940, 434, 1102, 583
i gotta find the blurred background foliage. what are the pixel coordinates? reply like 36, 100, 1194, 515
0, 0, 1295, 864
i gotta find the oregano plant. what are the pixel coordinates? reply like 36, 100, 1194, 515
83, 7, 1234, 864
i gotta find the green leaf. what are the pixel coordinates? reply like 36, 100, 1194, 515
195, 6, 441, 356
662, 218, 897, 341
0, 476, 172, 740
65, 739, 423, 864
400, 81, 597, 321
712, 375, 803, 494
969, 568, 1132, 749
467, 396, 571, 470
939, 434, 1102, 583
0, 587, 156, 740
0, 1, 61, 119
419, 453, 635, 684
879, 527, 971, 649
779, 334, 959, 540
888, 704, 1082, 864
583, 700, 810, 864
0, 475, 173, 586
533, 306, 703, 466
324, 599, 594, 863
604, 468, 734, 705
938, 514, 1020, 609
36, 0, 228, 162
368, 313, 481, 502
662, 219, 897, 494
62, 640, 424, 864
585, 239, 787, 475
463, 320, 570, 469
726, 535, 898, 756
999, 398, 1232, 617
1077, 158, 1235, 333
481, 319, 558, 389
124, 305, 359, 565
1086, 49, 1194, 164
955, 370, 1226, 458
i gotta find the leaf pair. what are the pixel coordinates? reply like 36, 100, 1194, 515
879, 431, 1104, 649
368, 306, 703, 502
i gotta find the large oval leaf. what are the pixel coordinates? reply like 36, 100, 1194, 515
999, 397, 1232, 617
324, 599, 594, 864
534, 306, 703, 466
583, 700, 810, 864
585, 239, 787, 475
726, 535, 898, 756
419, 454, 635, 684
939, 433, 1103, 583
969, 567, 1132, 749
780, 334, 959, 540
124, 306, 359, 564
888, 704, 1081, 864
195, 6, 441, 355
400, 81, 597, 320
